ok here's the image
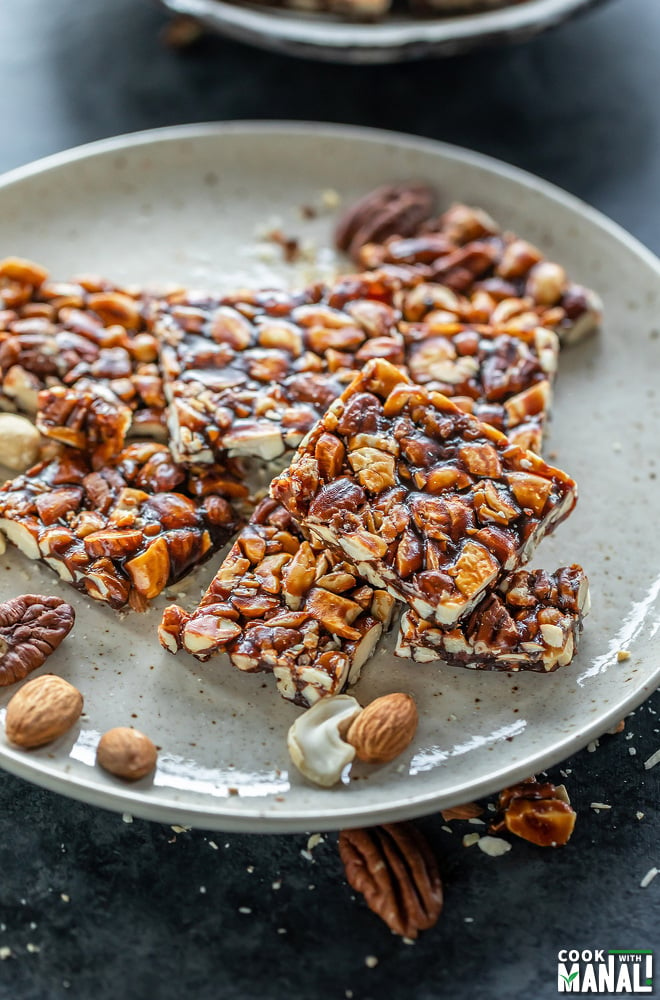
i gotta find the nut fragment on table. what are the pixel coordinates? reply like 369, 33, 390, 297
345, 692, 418, 763
271, 358, 577, 627
0, 442, 244, 612
287, 694, 362, 786
0, 413, 42, 472
339, 822, 443, 938
0, 594, 75, 686
96, 726, 158, 781
159, 498, 395, 706
491, 777, 577, 847
5, 674, 83, 748
396, 565, 589, 671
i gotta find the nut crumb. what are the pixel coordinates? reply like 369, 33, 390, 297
307, 833, 324, 851
0, 947, 12, 960
402, 937, 416, 945
272, 880, 282, 891
60, 893, 70, 903
171, 825, 190, 834
122, 813, 133, 824
300, 849, 314, 862
238, 907, 252, 915
464, 917, 474, 923
321, 189, 341, 210
477, 836, 512, 857
277, 928, 287, 935
640, 867, 658, 888
208, 841, 218, 850
587, 740, 599, 753
617, 650, 631, 662
199, 886, 206, 894
462, 833, 481, 847
440, 825, 453, 834
629, 747, 637, 756
365, 955, 379, 969
636, 811, 645, 820
26, 943, 40, 954
643, 747, 660, 770
590, 802, 612, 811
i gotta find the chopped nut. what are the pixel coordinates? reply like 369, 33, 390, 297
0, 413, 42, 471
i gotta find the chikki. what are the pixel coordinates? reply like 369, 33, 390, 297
0, 442, 245, 612
396, 565, 589, 671
159, 498, 395, 706
0, 258, 167, 440
399, 316, 558, 452
271, 359, 577, 627
152, 274, 406, 465
337, 191, 602, 346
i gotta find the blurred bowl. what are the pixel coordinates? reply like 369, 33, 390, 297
156, 0, 611, 63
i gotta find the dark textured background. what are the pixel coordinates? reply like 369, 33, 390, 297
1, 1, 659, 997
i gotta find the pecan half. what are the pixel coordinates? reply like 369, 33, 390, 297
335, 184, 435, 262
0, 594, 75, 685
339, 822, 443, 938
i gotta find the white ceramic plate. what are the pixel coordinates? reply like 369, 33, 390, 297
0, 122, 658, 833
156, 0, 608, 63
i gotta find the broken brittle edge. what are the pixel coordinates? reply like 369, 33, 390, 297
159, 497, 395, 706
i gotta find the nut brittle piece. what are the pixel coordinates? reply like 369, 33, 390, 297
0, 442, 244, 612
36, 384, 133, 466
271, 359, 577, 627
159, 498, 395, 706
396, 565, 589, 671
0, 259, 168, 440
152, 273, 406, 465
338, 191, 602, 346
400, 317, 558, 453
491, 777, 577, 847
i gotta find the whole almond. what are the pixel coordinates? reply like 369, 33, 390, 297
96, 727, 157, 781
5, 674, 83, 748
345, 692, 418, 764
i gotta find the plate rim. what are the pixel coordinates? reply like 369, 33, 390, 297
1, 119, 659, 833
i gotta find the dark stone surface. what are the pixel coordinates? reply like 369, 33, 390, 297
0, 0, 659, 997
